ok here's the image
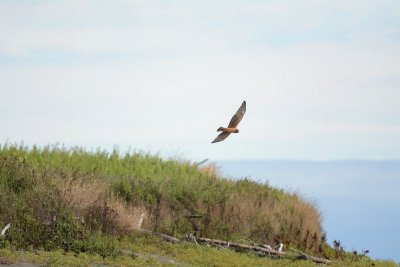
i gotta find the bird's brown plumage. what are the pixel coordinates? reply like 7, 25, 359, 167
212, 101, 246, 143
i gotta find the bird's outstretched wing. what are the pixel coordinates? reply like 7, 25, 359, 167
211, 132, 231, 143
228, 101, 246, 128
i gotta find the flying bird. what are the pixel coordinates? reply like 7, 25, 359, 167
212, 101, 246, 143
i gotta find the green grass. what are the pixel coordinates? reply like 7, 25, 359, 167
0, 233, 397, 266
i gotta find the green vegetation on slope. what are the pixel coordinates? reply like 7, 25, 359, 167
0, 144, 322, 250
1, 143, 395, 266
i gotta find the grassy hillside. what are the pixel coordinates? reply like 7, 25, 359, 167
0, 143, 397, 266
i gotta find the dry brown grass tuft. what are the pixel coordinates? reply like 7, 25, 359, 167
60, 177, 146, 234
61, 178, 107, 211
108, 199, 146, 232
198, 162, 220, 176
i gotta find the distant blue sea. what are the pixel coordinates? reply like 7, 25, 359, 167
218, 160, 400, 263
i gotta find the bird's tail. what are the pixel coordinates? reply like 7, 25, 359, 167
217, 127, 226, 132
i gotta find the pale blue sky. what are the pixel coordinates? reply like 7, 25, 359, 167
1, 0, 400, 160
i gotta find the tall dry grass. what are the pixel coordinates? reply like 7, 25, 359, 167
61, 177, 146, 234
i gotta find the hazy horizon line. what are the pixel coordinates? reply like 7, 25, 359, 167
216, 159, 400, 162
2, 140, 400, 163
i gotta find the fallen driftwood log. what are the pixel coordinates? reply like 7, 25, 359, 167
196, 237, 285, 256
138, 229, 332, 264
196, 237, 332, 264
139, 228, 181, 244
290, 248, 333, 264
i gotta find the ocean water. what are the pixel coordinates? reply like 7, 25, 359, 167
217, 160, 400, 262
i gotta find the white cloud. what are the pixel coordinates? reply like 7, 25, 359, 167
1, 0, 399, 56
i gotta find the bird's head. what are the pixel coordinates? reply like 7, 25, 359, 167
235, 129, 239, 133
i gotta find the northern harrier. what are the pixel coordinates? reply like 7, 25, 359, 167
212, 100, 246, 143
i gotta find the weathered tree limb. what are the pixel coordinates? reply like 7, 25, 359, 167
196, 237, 332, 264
290, 248, 333, 264
196, 237, 285, 256
296, 252, 332, 264
137, 229, 332, 264
139, 228, 181, 244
